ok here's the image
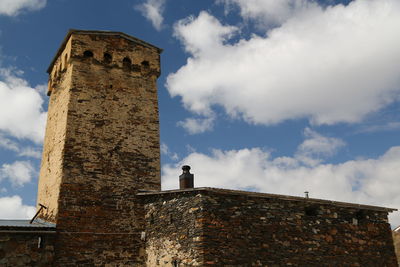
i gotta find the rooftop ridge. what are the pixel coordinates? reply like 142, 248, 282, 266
137, 187, 398, 212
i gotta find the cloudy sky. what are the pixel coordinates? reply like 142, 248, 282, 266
0, 0, 399, 227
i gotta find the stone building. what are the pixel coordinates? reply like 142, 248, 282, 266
393, 226, 400, 264
0, 29, 398, 266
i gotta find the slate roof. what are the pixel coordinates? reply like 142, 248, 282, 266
0, 218, 56, 232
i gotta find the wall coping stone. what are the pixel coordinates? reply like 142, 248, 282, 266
138, 187, 397, 212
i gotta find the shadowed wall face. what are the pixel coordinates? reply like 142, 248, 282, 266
36, 31, 161, 265
0, 233, 55, 266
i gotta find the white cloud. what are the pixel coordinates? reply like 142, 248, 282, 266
34, 83, 48, 96
0, 134, 19, 152
162, 145, 400, 227
0, 195, 35, 219
173, 12, 238, 59
358, 121, 400, 133
177, 116, 215, 134
0, 133, 42, 159
135, 0, 166, 31
0, 0, 46, 16
160, 143, 168, 154
218, 0, 317, 26
167, 0, 400, 127
296, 127, 345, 165
0, 68, 47, 143
18, 147, 42, 159
161, 143, 179, 161
0, 161, 35, 186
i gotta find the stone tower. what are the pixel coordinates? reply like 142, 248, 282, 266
36, 29, 162, 265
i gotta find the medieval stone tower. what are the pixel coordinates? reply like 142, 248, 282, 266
0, 29, 398, 267
36, 29, 162, 265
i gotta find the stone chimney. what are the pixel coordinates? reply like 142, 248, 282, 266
179, 165, 194, 189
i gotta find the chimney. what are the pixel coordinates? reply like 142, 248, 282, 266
179, 165, 194, 189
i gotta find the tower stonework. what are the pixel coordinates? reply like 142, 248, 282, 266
37, 30, 162, 265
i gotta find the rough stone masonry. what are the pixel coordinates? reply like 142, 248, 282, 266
140, 188, 398, 266
0, 29, 398, 266
39, 30, 161, 266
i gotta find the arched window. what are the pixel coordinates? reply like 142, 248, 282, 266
53, 68, 58, 79
55, 63, 61, 79
64, 54, 68, 70
83, 50, 93, 58
123, 57, 131, 70
103, 53, 112, 64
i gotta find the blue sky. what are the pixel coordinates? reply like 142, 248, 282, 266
0, 0, 399, 226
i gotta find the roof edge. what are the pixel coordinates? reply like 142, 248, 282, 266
47, 29, 163, 74
0, 219, 56, 229
138, 187, 398, 213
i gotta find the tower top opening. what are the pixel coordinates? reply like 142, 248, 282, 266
47, 29, 162, 74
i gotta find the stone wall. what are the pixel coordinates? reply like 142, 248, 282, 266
141, 191, 205, 266
37, 30, 162, 266
141, 188, 398, 267
0, 232, 55, 266
393, 231, 400, 264
36, 36, 73, 223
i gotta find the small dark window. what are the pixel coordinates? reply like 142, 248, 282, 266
64, 54, 68, 70
57, 65, 61, 77
123, 57, 131, 70
172, 259, 180, 267
150, 214, 154, 224
38, 236, 44, 248
103, 53, 112, 64
83, 50, 93, 58
305, 206, 318, 216
355, 210, 366, 221
141, 60, 150, 67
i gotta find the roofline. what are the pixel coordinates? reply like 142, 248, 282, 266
137, 187, 398, 213
0, 219, 56, 229
0, 230, 56, 234
394, 225, 400, 232
47, 29, 163, 74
